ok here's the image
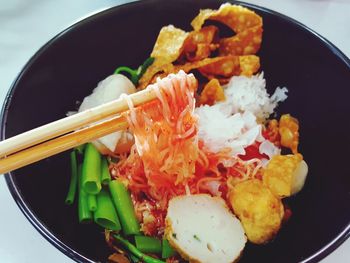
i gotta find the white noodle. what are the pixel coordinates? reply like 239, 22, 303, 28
120, 93, 137, 125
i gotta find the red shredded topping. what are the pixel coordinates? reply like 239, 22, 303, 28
110, 71, 275, 236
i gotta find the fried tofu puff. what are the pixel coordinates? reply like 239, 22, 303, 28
229, 179, 284, 244
263, 154, 308, 198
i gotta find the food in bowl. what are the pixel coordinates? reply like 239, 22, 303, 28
64, 3, 308, 262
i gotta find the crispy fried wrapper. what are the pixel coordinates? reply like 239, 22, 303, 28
150, 25, 189, 62
199, 78, 225, 105
191, 3, 263, 56
198, 56, 241, 78
152, 55, 260, 85
139, 3, 262, 89
149, 57, 233, 83
182, 25, 219, 62
239, 55, 260, 76
138, 25, 188, 89
138, 63, 174, 89
197, 55, 260, 82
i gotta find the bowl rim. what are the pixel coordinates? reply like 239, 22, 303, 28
1, 1, 349, 262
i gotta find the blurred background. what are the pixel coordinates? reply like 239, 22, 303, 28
0, 0, 349, 262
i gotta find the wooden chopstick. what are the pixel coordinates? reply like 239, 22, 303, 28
0, 116, 128, 175
0, 87, 156, 158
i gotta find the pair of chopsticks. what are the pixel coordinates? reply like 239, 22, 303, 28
0, 88, 157, 175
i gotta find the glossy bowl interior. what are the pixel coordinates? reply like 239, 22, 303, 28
1, 0, 350, 262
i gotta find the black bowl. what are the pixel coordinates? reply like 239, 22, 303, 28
1, 0, 350, 262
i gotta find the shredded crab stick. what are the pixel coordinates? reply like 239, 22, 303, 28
115, 71, 199, 207
126, 70, 198, 184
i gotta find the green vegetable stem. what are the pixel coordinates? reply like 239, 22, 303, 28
87, 194, 97, 212
94, 189, 121, 231
113, 235, 165, 263
65, 151, 78, 205
135, 236, 162, 254
114, 57, 155, 86
82, 143, 102, 194
138, 57, 155, 78
115, 66, 139, 85
78, 164, 93, 223
75, 144, 85, 155
101, 158, 112, 186
161, 238, 176, 259
129, 254, 141, 263
109, 179, 140, 235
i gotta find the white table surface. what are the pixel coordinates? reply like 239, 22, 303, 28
0, 0, 349, 262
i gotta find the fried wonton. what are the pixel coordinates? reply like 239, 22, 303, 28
138, 25, 188, 89
149, 55, 260, 85
191, 3, 263, 56
199, 78, 225, 105
138, 3, 263, 89
182, 25, 219, 62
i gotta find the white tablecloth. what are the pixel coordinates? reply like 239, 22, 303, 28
0, 0, 349, 262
